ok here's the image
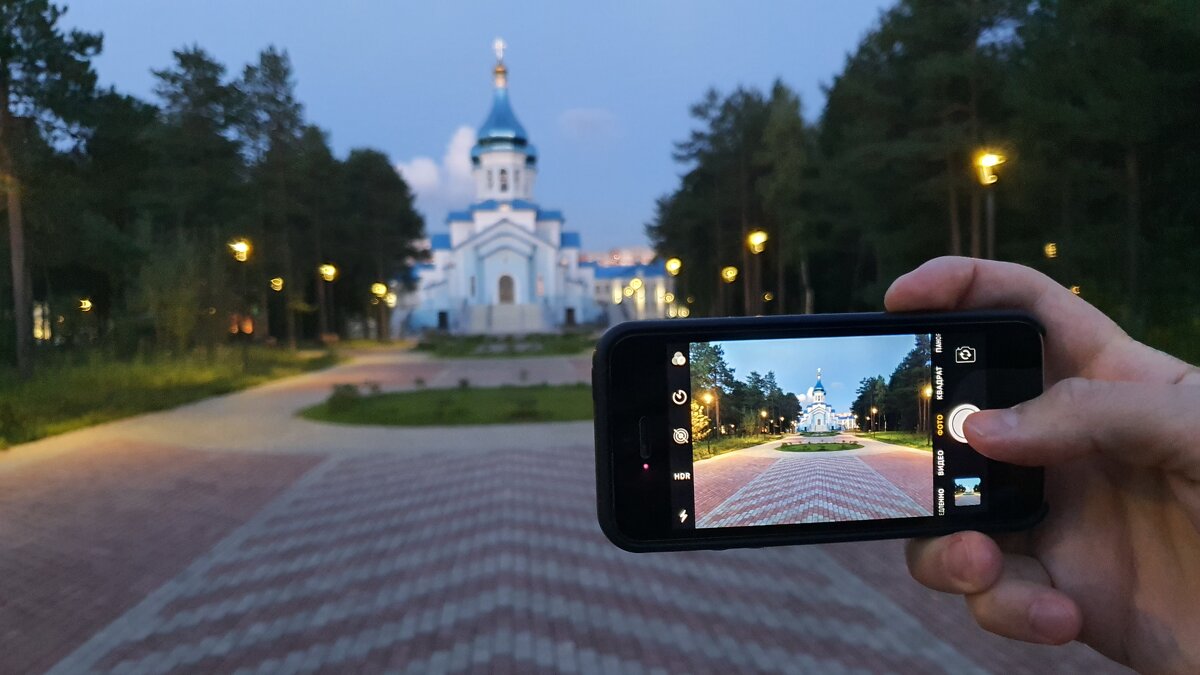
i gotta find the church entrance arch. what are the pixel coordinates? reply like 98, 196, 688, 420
498, 275, 515, 304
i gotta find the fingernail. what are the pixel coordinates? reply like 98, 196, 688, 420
947, 534, 978, 588
1029, 597, 1077, 644
966, 409, 1017, 439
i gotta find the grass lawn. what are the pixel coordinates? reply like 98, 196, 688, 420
0, 347, 338, 448
778, 441, 864, 452
692, 434, 785, 461
300, 383, 593, 426
856, 430, 933, 450
415, 333, 597, 359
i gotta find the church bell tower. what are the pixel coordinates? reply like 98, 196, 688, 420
471, 38, 538, 202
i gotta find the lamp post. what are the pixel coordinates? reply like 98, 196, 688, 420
921, 384, 933, 432
371, 282, 389, 342
228, 238, 252, 372
975, 151, 1006, 260
719, 265, 738, 316
870, 406, 878, 437
760, 409, 768, 438
747, 230, 767, 314
317, 263, 338, 341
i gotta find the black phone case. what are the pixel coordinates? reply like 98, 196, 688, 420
592, 310, 1047, 552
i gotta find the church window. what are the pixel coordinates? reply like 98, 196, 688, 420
536, 275, 545, 297
470, 276, 476, 297
515, 169, 521, 191
499, 169, 509, 193
487, 171, 493, 189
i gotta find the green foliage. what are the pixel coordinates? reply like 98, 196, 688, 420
649, 0, 1200, 360
777, 442, 864, 452
325, 383, 362, 414
687, 342, 799, 436
0, 347, 337, 447
851, 336, 931, 432
300, 383, 593, 427
414, 333, 596, 358
861, 431, 933, 451
2, 36, 426, 370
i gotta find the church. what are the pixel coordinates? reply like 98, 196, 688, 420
796, 369, 858, 432
404, 41, 665, 334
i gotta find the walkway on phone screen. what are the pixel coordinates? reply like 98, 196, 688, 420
695, 434, 934, 528
0, 349, 1125, 675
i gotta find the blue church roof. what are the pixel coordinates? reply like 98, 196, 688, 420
812, 373, 825, 392
444, 200, 564, 224
560, 232, 581, 248
591, 263, 669, 280
430, 234, 451, 250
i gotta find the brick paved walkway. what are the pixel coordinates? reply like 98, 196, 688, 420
0, 351, 1127, 674
695, 445, 934, 528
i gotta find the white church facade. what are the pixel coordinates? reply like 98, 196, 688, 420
796, 369, 859, 432
404, 41, 669, 335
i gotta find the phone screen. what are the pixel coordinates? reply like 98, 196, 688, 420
665, 331, 989, 529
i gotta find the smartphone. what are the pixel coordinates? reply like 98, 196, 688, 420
593, 311, 1045, 552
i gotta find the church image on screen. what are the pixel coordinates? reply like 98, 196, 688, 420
690, 334, 935, 528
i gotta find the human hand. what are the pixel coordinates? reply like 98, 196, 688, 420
885, 256, 1200, 674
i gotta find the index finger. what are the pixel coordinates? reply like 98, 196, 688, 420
884, 257, 1175, 382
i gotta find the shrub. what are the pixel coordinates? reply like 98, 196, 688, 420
326, 384, 362, 414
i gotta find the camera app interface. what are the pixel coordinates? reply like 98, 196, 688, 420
665, 332, 987, 529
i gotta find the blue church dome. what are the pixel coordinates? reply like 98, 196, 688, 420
472, 43, 538, 166
478, 87, 527, 145
812, 369, 825, 392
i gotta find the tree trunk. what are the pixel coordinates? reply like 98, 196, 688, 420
799, 253, 814, 314
945, 155, 963, 256
1, 151, 32, 379
775, 228, 786, 314
969, 189, 982, 258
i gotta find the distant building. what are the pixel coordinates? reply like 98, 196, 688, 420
403, 41, 669, 334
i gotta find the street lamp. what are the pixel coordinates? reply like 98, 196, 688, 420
269, 277, 284, 292
870, 406, 878, 436
975, 150, 1006, 260
1043, 242, 1058, 259
747, 230, 768, 255
665, 257, 682, 276
319, 264, 338, 282
720, 266, 739, 283
78, 298, 93, 312
228, 238, 251, 262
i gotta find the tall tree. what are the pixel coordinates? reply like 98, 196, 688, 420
334, 149, 423, 339
0, 0, 100, 378
240, 46, 304, 347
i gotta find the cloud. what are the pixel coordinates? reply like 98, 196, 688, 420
396, 125, 477, 223
558, 107, 618, 141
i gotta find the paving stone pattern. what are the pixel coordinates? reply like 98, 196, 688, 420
1, 353, 1128, 674
697, 455, 932, 528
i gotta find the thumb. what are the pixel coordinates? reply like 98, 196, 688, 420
963, 378, 1200, 477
